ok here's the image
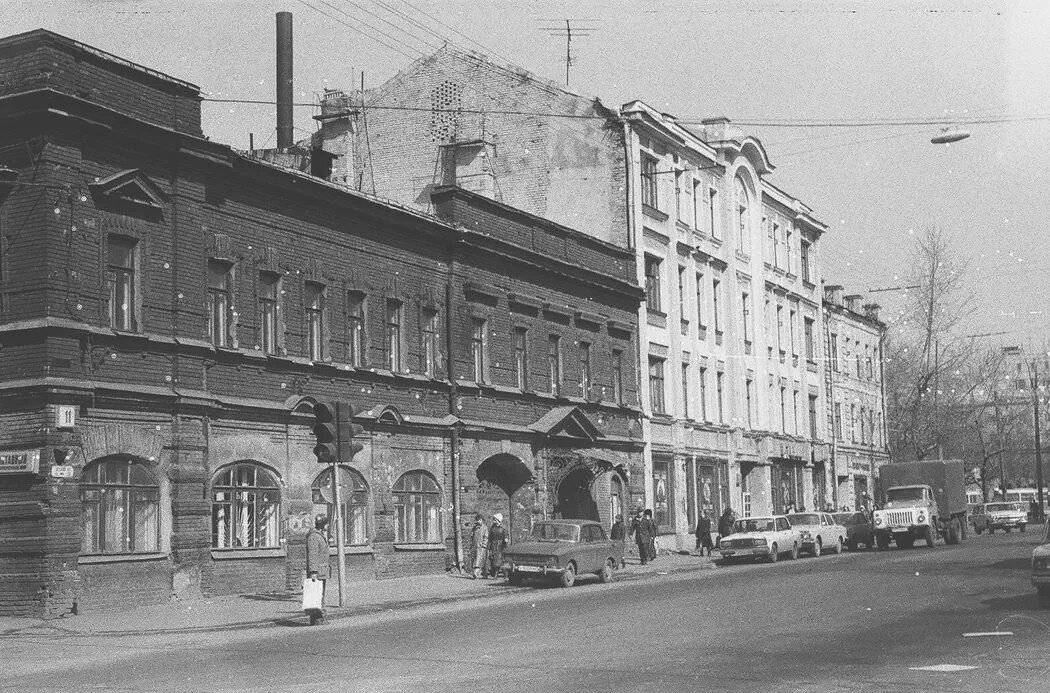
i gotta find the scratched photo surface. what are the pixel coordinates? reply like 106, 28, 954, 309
1, 1, 1049, 691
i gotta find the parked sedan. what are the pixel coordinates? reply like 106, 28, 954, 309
786, 512, 847, 557
717, 515, 801, 564
833, 511, 874, 551
503, 520, 622, 588
981, 502, 1028, 534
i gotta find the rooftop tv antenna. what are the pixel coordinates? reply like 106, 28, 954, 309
537, 19, 598, 87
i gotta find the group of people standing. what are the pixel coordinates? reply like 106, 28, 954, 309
468, 512, 508, 579
609, 509, 660, 565
692, 507, 737, 557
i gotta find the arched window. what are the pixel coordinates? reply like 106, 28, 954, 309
212, 463, 281, 549
735, 176, 751, 254
312, 466, 369, 545
392, 471, 441, 543
81, 457, 160, 555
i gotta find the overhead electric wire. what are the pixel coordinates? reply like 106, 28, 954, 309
295, 0, 422, 61
395, 0, 517, 65
330, 0, 443, 53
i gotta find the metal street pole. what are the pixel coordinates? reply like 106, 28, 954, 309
1033, 360, 1046, 522
329, 401, 348, 608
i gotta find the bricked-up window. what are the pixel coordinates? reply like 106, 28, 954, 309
548, 334, 562, 396
641, 154, 658, 209
303, 283, 325, 361
471, 318, 486, 383
579, 341, 592, 398
106, 236, 138, 331
259, 272, 280, 355
211, 463, 280, 549
644, 255, 662, 313
312, 466, 369, 546
385, 299, 402, 371
81, 458, 159, 555
422, 309, 439, 377
347, 291, 366, 366
393, 471, 441, 543
649, 356, 666, 415
513, 327, 528, 390
207, 260, 232, 347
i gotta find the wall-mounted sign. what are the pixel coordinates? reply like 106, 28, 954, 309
0, 449, 41, 474
56, 405, 77, 429
50, 465, 75, 479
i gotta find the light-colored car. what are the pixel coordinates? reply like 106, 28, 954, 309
787, 512, 847, 557
718, 515, 801, 564
1031, 519, 1050, 599
982, 502, 1028, 534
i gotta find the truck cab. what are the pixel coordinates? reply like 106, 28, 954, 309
873, 484, 942, 549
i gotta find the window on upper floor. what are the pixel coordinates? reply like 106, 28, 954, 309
579, 341, 592, 398
681, 361, 690, 418
745, 377, 754, 428
513, 327, 528, 390
675, 169, 686, 222
698, 367, 708, 421
695, 271, 705, 327
716, 371, 725, 423
106, 235, 138, 331
801, 240, 812, 283
612, 348, 624, 405
207, 259, 233, 348
305, 282, 325, 361
347, 290, 366, 367
742, 291, 752, 349
259, 272, 281, 355
644, 255, 663, 313
692, 179, 703, 230
804, 318, 815, 360
471, 317, 487, 383
735, 176, 751, 254
649, 357, 666, 415
641, 154, 659, 209
708, 187, 720, 239
385, 298, 402, 371
830, 333, 839, 371
808, 395, 819, 439
421, 308, 439, 377
548, 334, 562, 396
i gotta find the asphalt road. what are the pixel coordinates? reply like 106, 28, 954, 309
5, 531, 1049, 693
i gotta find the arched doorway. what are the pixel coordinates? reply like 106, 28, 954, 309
476, 454, 535, 543
557, 467, 600, 521
609, 473, 625, 524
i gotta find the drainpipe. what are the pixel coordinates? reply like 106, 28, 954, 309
825, 312, 839, 510
446, 237, 463, 572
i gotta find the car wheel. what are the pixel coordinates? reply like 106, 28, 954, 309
599, 559, 614, 584
559, 563, 576, 588
768, 543, 779, 563
876, 533, 891, 550
1021, 524, 1027, 533
508, 571, 523, 586
834, 537, 843, 554
924, 525, 936, 548
812, 538, 822, 558
789, 542, 799, 560
975, 527, 984, 535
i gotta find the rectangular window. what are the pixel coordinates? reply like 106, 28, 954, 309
579, 341, 592, 398
692, 180, 702, 229
305, 282, 325, 361
780, 386, 787, 433
712, 278, 722, 337
789, 309, 797, 357
259, 272, 279, 355
835, 403, 843, 440
804, 318, 815, 360
809, 395, 819, 439
716, 371, 725, 423
107, 236, 137, 331
612, 348, 624, 405
776, 305, 785, 358
830, 333, 839, 371
385, 299, 402, 371
742, 291, 752, 349
699, 367, 708, 421
644, 255, 662, 313
708, 187, 719, 238
347, 291, 365, 366
772, 221, 781, 268
471, 318, 486, 383
801, 240, 812, 283
850, 404, 857, 443
677, 265, 686, 305
649, 357, 666, 415
641, 154, 658, 209
785, 226, 793, 274
681, 362, 690, 418
653, 458, 672, 530
513, 327, 528, 390
548, 334, 562, 395
675, 169, 685, 221
745, 378, 754, 428
695, 271, 704, 326
207, 259, 232, 347
422, 308, 438, 377
793, 390, 800, 436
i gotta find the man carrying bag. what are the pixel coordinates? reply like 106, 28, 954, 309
304, 515, 331, 626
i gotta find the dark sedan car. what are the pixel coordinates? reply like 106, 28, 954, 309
502, 520, 622, 588
833, 511, 874, 551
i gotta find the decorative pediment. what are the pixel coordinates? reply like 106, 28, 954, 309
89, 169, 168, 210
529, 406, 604, 443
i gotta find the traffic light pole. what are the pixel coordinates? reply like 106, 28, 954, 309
330, 453, 347, 608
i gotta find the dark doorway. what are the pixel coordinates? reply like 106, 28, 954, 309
476, 454, 535, 544
557, 468, 600, 521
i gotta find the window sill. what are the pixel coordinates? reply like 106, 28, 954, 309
329, 545, 374, 556
210, 548, 286, 560
642, 204, 669, 222
79, 552, 168, 565
392, 543, 446, 552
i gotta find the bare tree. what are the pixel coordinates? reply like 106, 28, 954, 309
885, 225, 976, 461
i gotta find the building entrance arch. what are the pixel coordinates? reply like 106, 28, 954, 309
476, 454, 535, 543
556, 467, 600, 521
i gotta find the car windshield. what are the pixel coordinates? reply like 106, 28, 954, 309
734, 518, 775, 533
529, 522, 580, 542
833, 513, 857, 525
886, 488, 926, 502
986, 503, 1022, 512
787, 513, 820, 526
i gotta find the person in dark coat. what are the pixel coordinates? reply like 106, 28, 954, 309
694, 511, 714, 556
486, 513, 508, 579
305, 515, 330, 626
610, 515, 626, 568
718, 507, 735, 542
637, 509, 658, 564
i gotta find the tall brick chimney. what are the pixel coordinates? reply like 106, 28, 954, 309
276, 12, 293, 151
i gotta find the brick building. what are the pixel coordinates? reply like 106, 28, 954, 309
822, 287, 890, 508
318, 47, 839, 547
0, 30, 643, 618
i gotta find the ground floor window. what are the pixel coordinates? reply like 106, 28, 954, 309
652, 458, 672, 531
685, 459, 726, 529
81, 457, 160, 555
393, 471, 441, 543
773, 462, 806, 513
212, 462, 281, 549
312, 466, 369, 545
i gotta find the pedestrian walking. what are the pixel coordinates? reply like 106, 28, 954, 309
304, 515, 330, 626
717, 507, 735, 544
610, 514, 626, 568
694, 511, 714, 556
469, 513, 489, 579
637, 509, 657, 564
486, 513, 508, 579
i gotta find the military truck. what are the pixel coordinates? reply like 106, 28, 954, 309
872, 460, 968, 549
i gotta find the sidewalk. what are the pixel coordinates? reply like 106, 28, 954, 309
0, 550, 715, 638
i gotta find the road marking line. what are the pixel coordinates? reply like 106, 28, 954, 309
909, 664, 979, 672
962, 632, 1015, 637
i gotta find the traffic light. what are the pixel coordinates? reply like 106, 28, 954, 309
312, 400, 340, 464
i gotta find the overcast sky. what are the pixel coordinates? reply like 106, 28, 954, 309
9, 0, 1050, 346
